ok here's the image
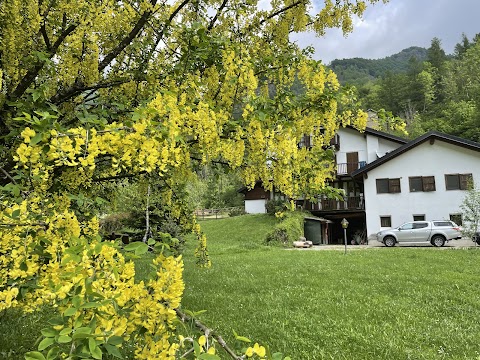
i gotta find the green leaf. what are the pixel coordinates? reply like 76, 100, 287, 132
41, 328, 57, 338
47, 317, 64, 326
46, 346, 60, 360
89, 338, 97, 354
11, 208, 21, 219
38, 337, 55, 351
124, 242, 148, 255
80, 302, 100, 309
59, 328, 72, 336
24, 352, 46, 360
72, 295, 82, 309
57, 335, 72, 343
147, 238, 156, 246
233, 330, 251, 343
104, 343, 123, 359
197, 354, 221, 360
106, 336, 123, 346
193, 341, 201, 356
91, 345, 103, 360
30, 133, 43, 145
193, 310, 207, 316
72, 327, 92, 339
32, 90, 42, 102
63, 307, 77, 317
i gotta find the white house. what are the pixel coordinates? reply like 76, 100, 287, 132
352, 131, 480, 237
241, 127, 480, 244
241, 126, 407, 243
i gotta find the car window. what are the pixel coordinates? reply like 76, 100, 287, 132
413, 222, 428, 229
399, 223, 414, 230
433, 221, 453, 227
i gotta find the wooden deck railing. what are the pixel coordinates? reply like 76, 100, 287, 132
304, 196, 364, 211
336, 161, 367, 175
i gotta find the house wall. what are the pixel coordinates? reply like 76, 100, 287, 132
244, 186, 269, 200
336, 128, 402, 165
336, 128, 368, 164
245, 199, 267, 214
363, 140, 480, 236
378, 138, 400, 158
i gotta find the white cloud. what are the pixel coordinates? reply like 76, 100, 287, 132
291, 0, 480, 64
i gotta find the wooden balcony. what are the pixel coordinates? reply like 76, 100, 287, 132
336, 161, 367, 176
304, 196, 364, 211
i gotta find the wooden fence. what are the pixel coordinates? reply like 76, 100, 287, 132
194, 206, 244, 220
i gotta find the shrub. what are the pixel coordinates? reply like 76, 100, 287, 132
99, 212, 131, 235
265, 211, 306, 247
229, 207, 247, 217
265, 199, 289, 214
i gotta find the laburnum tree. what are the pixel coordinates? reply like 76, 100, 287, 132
0, 0, 385, 358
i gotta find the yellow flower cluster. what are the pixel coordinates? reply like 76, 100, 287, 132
245, 342, 267, 358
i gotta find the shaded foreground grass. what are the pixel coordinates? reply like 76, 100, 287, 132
182, 215, 480, 359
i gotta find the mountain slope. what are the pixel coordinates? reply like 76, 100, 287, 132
329, 46, 428, 85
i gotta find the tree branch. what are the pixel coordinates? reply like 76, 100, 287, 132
0, 166, 17, 185
208, 0, 229, 30
98, 0, 158, 72
40, 23, 52, 51
50, 78, 135, 104
92, 171, 146, 182
175, 308, 242, 360
242, 0, 307, 36
0, 222, 47, 228
10, 24, 77, 100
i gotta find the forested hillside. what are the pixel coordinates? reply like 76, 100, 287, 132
329, 46, 428, 85
333, 34, 480, 142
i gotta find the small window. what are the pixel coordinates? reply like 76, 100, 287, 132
423, 176, 436, 191
376, 179, 389, 194
409, 177, 423, 192
413, 214, 425, 221
389, 178, 401, 193
380, 216, 391, 227
376, 178, 401, 194
446, 174, 473, 190
450, 214, 463, 226
413, 222, 428, 229
409, 176, 435, 192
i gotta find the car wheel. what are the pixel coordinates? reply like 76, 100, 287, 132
431, 235, 445, 247
384, 236, 396, 247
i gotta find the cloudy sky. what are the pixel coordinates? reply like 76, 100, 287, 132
290, 0, 480, 64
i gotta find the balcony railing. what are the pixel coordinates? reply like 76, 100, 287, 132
305, 196, 364, 211
336, 161, 367, 175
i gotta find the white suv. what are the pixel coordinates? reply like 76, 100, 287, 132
376, 220, 462, 247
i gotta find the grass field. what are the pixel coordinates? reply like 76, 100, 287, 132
2, 214, 480, 359
182, 214, 480, 359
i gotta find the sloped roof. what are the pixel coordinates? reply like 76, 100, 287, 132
358, 126, 408, 145
352, 131, 480, 178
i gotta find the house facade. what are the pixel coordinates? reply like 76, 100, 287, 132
352, 131, 480, 238
241, 126, 407, 243
302, 126, 407, 243
241, 128, 480, 244
239, 181, 286, 214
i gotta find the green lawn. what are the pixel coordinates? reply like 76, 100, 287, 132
182, 214, 480, 359
2, 214, 480, 359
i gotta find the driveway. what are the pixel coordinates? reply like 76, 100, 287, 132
303, 238, 478, 250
